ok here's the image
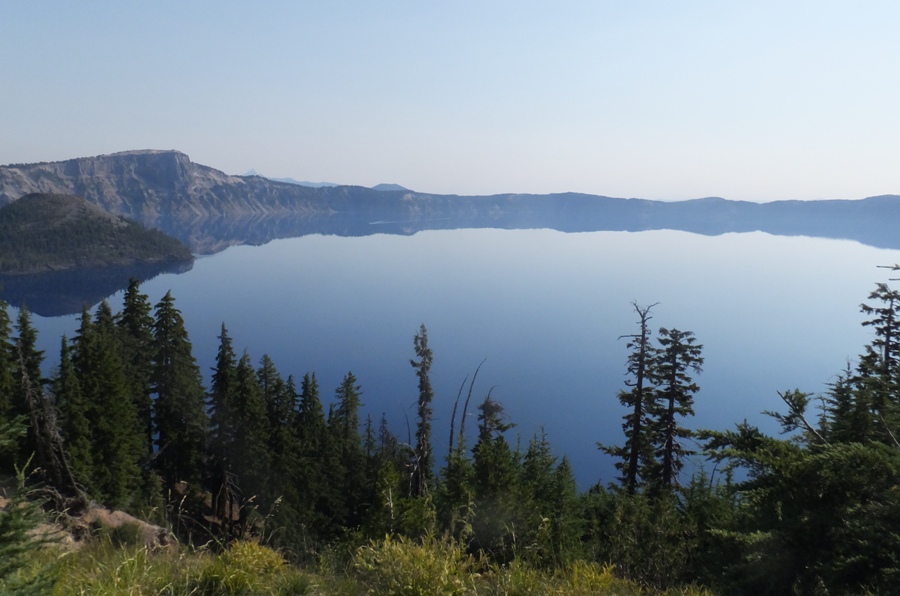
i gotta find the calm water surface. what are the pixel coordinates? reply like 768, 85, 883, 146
25, 229, 900, 488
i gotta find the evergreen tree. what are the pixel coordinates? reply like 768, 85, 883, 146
296, 373, 327, 458
151, 291, 208, 491
11, 306, 45, 464
116, 278, 156, 459
329, 372, 367, 528
859, 282, 900, 380
264, 366, 299, 485
0, 419, 59, 594
363, 413, 409, 536
294, 372, 331, 537
701, 420, 900, 594
208, 324, 237, 463
649, 327, 702, 490
822, 364, 877, 444
69, 301, 143, 507
230, 352, 271, 504
52, 337, 93, 489
855, 282, 900, 439
600, 302, 657, 493
549, 456, 582, 565
437, 436, 475, 540
471, 393, 520, 562
95, 301, 144, 498
409, 324, 434, 497
0, 298, 14, 428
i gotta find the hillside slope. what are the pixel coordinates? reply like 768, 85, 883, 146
0, 193, 193, 274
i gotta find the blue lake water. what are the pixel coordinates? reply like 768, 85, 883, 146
23, 228, 900, 489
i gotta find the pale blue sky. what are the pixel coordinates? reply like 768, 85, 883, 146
2, 1, 899, 201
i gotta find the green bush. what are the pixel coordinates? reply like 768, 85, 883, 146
195, 540, 304, 595
352, 534, 476, 595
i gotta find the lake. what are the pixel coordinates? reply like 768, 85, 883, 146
19, 227, 899, 489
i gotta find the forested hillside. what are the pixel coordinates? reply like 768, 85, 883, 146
2, 278, 900, 593
0, 193, 193, 274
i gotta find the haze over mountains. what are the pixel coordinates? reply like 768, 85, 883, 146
1, 149, 899, 253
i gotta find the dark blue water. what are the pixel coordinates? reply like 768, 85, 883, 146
24, 228, 898, 489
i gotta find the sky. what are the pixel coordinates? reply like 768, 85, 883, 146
2, 1, 899, 201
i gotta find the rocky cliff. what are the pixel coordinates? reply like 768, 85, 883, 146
0, 150, 327, 223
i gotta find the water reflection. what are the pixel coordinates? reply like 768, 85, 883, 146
23, 228, 899, 488
0, 259, 193, 317
152, 195, 900, 255
10, 196, 900, 318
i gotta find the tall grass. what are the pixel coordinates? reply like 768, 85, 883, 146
21, 527, 712, 595
49, 539, 313, 595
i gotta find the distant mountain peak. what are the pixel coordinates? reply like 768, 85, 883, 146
372, 183, 409, 192
261, 175, 339, 188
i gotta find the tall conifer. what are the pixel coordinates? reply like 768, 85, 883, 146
329, 372, 366, 528
231, 352, 271, 503
151, 291, 208, 491
0, 298, 14, 427
53, 337, 93, 490
600, 302, 657, 493
117, 278, 156, 459
208, 324, 237, 462
12, 306, 45, 463
80, 301, 143, 507
410, 324, 434, 497
649, 327, 702, 490
294, 372, 330, 534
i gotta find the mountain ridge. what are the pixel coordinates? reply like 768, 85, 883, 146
1, 150, 899, 253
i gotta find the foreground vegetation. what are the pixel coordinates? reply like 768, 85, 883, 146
11, 528, 707, 595
3, 275, 900, 593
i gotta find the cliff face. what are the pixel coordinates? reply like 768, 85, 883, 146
0, 150, 555, 229
0, 150, 325, 223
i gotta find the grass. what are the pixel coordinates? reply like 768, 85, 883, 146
16, 532, 713, 595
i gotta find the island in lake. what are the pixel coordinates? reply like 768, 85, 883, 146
0, 193, 193, 275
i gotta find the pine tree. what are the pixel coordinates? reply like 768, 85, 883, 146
208, 324, 237, 463
649, 327, 702, 490
859, 283, 900, 380
52, 337, 93, 489
471, 393, 519, 562
230, 352, 271, 504
151, 291, 208, 491
294, 372, 331, 536
823, 365, 876, 444
409, 324, 434, 497
857, 283, 900, 438
0, 298, 15, 428
11, 306, 45, 464
437, 439, 475, 539
262, 360, 300, 510
0, 418, 59, 594
68, 301, 143, 507
600, 302, 658, 493
329, 372, 366, 528
116, 278, 156, 459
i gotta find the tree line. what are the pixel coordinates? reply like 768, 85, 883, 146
3, 278, 900, 593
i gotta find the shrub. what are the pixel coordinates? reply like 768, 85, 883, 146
195, 540, 287, 594
352, 534, 476, 595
